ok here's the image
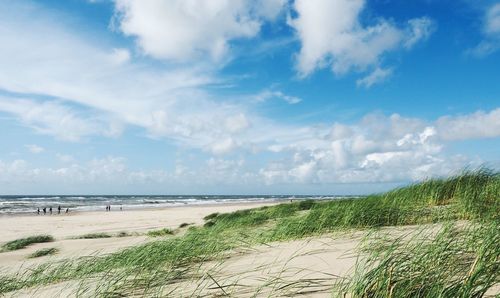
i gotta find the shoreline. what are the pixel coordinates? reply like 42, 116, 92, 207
0, 201, 281, 243
0, 200, 284, 218
0, 200, 282, 275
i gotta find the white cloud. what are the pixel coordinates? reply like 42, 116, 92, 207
210, 137, 238, 155
0, 1, 496, 192
254, 90, 302, 104
1, 107, 496, 190
404, 17, 435, 49
25, 144, 44, 154
436, 108, 500, 140
485, 3, 500, 35
0, 97, 121, 142
113, 0, 286, 62
289, 0, 434, 78
469, 3, 500, 57
258, 110, 493, 185
356, 67, 393, 88
110, 48, 131, 65
0, 2, 255, 151
225, 113, 250, 133
0, 157, 167, 187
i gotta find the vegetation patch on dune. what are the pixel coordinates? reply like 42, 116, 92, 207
146, 228, 174, 237
0, 169, 498, 296
28, 248, 58, 259
1, 235, 54, 252
76, 233, 112, 239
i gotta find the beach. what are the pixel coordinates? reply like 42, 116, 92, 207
0, 171, 498, 297
0, 202, 280, 272
0, 201, 365, 297
0, 201, 366, 297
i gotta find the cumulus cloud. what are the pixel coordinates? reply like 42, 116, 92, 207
0, 157, 168, 190
0, 2, 255, 151
289, 0, 434, 78
113, 0, 286, 62
436, 108, 500, 140
0, 156, 255, 194
0, 1, 496, 192
258, 110, 495, 185
1, 107, 497, 191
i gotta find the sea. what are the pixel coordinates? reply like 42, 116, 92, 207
0, 195, 357, 215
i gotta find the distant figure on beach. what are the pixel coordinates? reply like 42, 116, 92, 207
37, 208, 40, 215
108, 205, 111, 211
120, 206, 122, 211
49, 207, 52, 214
58, 205, 61, 214
65, 208, 69, 213
43, 207, 46, 215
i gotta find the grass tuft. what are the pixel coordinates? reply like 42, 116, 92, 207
28, 248, 58, 259
1, 235, 54, 252
147, 228, 174, 237
203, 212, 219, 221
76, 233, 112, 239
179, 222, 191, 228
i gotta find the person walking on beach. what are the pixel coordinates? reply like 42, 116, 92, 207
49, 207, 52, 215
43, 207, 46, 215
65, 208, 69, 213
37, 208, 40, 215
58, 205, 61, 214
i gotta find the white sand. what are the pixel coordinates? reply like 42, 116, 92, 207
3, 206, 496, 297
0, 202, 278, 273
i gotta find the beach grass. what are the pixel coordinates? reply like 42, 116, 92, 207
28, 248, 58, 259
76, 233, 112, 239
1, 235, 54, 252
179, 222, 191, 228
337, 221, 499, 297
146, 228, 174, 237
0, 169, 498, 296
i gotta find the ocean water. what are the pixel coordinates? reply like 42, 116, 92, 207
0, 195, 354, 215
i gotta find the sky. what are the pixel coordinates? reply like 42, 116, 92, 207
0, 0, 499, 195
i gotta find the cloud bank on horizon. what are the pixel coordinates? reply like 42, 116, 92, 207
0, 0, 499, 194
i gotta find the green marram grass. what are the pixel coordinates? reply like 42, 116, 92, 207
28, 248, 58, 259
337, 221, 499, 298
1, 235, 54, 252
0, 169, 498, 296
76, 233, 112, 239
146, 228, 174, 237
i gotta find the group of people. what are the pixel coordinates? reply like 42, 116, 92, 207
105, 205, 123, 211
37, 205, 69, 215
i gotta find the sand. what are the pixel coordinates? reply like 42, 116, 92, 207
0, 201, 363, 297
0, 202, 278, 274
8, 235, 362, 297
3, 204, 496, 297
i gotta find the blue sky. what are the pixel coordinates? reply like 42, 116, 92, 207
0, 0, 499, 195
